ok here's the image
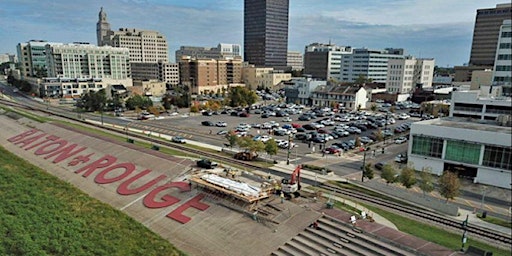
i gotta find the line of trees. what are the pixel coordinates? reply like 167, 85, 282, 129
225, 132, 279, 160
375, 163, 460, 202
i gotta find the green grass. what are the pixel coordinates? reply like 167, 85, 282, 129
0, 106, 51, 123
0, 145, 185, 256
477, 214, 512, 229
363, 204, 511, 256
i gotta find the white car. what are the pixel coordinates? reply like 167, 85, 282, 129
216, 121, 227, 127
282, 117, 292, 122
395, 137, 408, 144
311, 122, 325, 129
260, 135, 272, 143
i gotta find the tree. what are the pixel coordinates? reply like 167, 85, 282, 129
249, 140, 265, 155
374, 129, 384, 142
125, 95, 153, 110
370, 104, 377, 112
354, 137, 361, 147
147, 106, 161, 117
389, 106, 396, 113
438, 171, 461, 202
363, 163, 374, 180
381, 164, 397, 185
355, 74, 372, 84
226, 131, 238, 148
418, 167, 435, 197
399, 164, 417, 189
78, 89, 107, 112
265, 139, 278, 159
227, 86, 258, 107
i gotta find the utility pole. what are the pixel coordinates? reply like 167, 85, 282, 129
361, 147, 370, 182
461, 215, 468, 252
286, 133, 292, 165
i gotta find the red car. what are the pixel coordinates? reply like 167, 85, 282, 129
324, 146, 341, 154
291, 123, 302, 128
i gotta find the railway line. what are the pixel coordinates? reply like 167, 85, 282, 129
1, 97, 510, 249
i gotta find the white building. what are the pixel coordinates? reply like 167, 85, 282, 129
45, 44, 131, 81
386, 57, 435, 94
340, 48, 405, 83
175, 43, 242, 63
450, 90, 511, 121
303, 43, 353, 80
408, 117, 511, 189
409, 86, 512, 189
283, 76, 326, 106
40, 77, 131, 99
310, 84, 368, 111
492, 19, 511, 96
287, 51, 303, 71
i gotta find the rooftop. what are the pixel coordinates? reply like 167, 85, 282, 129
419, 117, 512, 134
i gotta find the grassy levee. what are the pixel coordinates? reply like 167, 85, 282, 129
364, 205, 511, 256
0, 145, 186, 256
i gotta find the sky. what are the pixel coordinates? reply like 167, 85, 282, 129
0, 0, 505, 67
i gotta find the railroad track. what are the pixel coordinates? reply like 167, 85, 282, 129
318, 183, 512, 246
2, 97, 511, 247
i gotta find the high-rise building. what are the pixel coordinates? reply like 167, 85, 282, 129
469, 3, 512, 66
492, 19, 511, 95
244, 0, 289, 69
303, 43, 353, 80
16, 40, 62, 78
386, 57, 435, 94
105, 28, 168, 63
340, 48, 404, 83
96, 7, 111, 46
175, 43, 241, 62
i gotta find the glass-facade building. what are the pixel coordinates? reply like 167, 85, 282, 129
244, 0, 289, 69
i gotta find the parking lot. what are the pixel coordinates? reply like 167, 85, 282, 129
145, 103, 419, 162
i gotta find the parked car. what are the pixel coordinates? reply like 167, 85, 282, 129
395, 153, 408, 163
171, 136, 186, 144
217, 130, 228, 135
324, 146, 342, 154
201, 121, 214, 126
197, 159, 218, 169
374, 162, 384, 170
216, 121, 227, 127
395, 136, 408, 144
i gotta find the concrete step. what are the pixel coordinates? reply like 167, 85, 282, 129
300, 229, 362, 256
301, 229, 375, 256
271, 249, 292, 256
318, 216, 415, 256
292, 235, 328, 254
288, 237, 322, 255
280, 243, 307, 256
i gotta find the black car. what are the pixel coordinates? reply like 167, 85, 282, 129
202, 111, 213, 116
201, 121, 214, 126
197, 159, 218, 169
303, 124, 316, 130
295, 133, 309, 141
298, 115, 311, 121
374, 162, 384, 170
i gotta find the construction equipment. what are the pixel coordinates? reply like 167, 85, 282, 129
234, 151, 258, 161
280, 165, 301, 199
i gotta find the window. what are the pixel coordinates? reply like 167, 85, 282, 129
499, 43, 511, 49
501, 31, 512, 38
482, 146, 512, 170
445, 140, 480, 165
411, 135, 443, 158
496, 65, 512, 71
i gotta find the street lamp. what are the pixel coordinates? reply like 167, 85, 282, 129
100, 103, 104, 126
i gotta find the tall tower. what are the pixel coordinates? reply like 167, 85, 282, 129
469, 3, 512, 66
244, 0, 289, 69
96, 7, 111, 46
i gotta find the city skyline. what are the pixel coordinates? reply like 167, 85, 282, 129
0, 0, 505, 67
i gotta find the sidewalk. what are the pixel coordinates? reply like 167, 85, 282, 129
455, 209, 511, 235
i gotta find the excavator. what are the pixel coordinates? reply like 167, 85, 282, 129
280, 165, 301, 199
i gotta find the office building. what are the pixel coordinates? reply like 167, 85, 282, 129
386, 57, 435, 94
340, 48, 404, 83
449, 89, 511, 121
469, 3, 512, 67
104, 28, 168, 63
242, 65, 290, 89
310, 84, 368, 111
244, 0, 289, 69
283, 76, 326, 106
303, 43, 353, 80
492, 19, 511, 96
180, 58, 243, 94
96, 7, 111, 46
175, 44, 241, 62
287, 51, 303, 71
130, 61, 179, 86
0, 53, 16, 64
45, 43, 131, 81
17, 40, 61, 78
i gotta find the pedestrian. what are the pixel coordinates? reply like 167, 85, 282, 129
280, 192, 285, 203
372, 150, 376, 158
209, 130, 212, 135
